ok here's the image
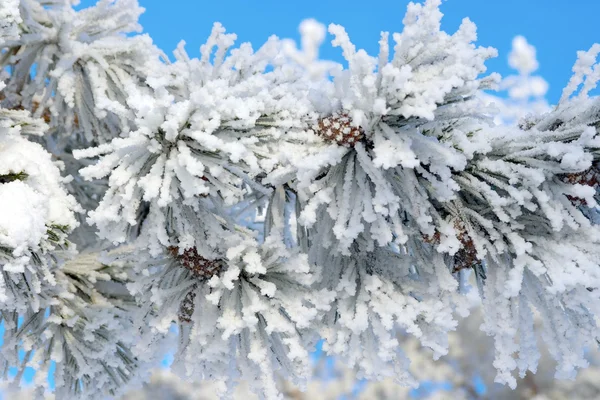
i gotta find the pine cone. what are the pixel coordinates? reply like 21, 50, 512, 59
178, 287, 197, 323
423, 220, 479, 273
315, 112, 364, 147
453, 228, 478, 273
168, 246, 223, 280
169, 246, 223, 324
31, 101, 52, 124
561, 162, 600, 206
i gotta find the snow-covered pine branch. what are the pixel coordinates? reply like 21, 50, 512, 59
1, 0, 600, 399
0, 0, 21, 43
0, 0, 157, 144
0, 97, 79, 311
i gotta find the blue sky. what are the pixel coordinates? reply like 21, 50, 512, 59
127, 0, 600, 104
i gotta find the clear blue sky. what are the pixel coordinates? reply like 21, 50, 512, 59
120, 0, 600, 104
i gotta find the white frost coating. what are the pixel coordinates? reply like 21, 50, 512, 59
0, 0, 21, 41
0, 181, 47, 259
0, 134, 79, 231
0, 112, 79, 273
560, 43, 600, 103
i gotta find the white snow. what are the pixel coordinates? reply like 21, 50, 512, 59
0, 181, 47, 258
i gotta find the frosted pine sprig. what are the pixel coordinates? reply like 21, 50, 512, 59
0, 0, 157, 144
0, 105, 79, 311
126, 230, 333, 400
74, 22, 314, 255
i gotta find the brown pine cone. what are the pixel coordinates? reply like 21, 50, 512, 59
561, 162, 600, 206
178, 288, 197, 323
422, 220, 479, 273
314, 112, 365, 147
168, 246, 224, 324
168, 246, 223, 280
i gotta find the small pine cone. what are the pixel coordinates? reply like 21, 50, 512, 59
422, 220, 479, 273
31, 101, 52, 124
561, 162, 600, 206
168, 246, 223, 280
314, 112, 365, 147
452, 243, 478, 273
452, 220, 479, 273
422, 231, 441, 244
178, 288, 197, 323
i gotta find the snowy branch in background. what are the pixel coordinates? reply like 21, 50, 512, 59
0, 0, 21, 42
481, 35, 550, 125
